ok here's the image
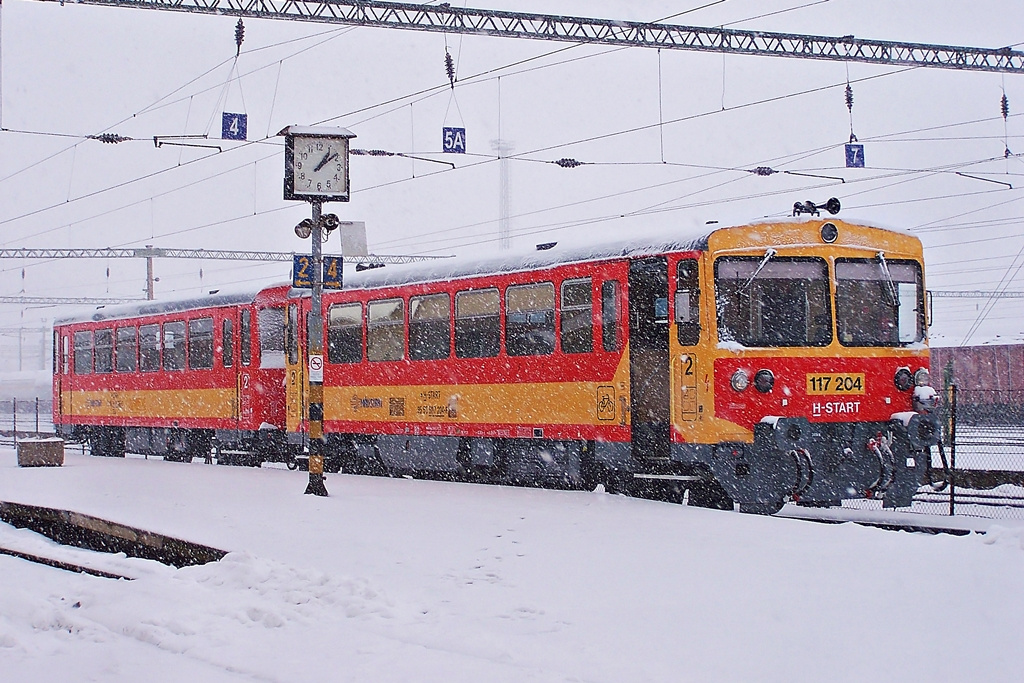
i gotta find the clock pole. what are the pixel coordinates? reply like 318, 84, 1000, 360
304, 199, 328, 496
280, 125, 355, 498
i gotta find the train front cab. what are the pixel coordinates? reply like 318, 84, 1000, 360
645, 220, 939, 513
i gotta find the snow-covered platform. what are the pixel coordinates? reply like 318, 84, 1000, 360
0, 448, 1021, 682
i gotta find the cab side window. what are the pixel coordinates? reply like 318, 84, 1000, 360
676, 259, 701, 345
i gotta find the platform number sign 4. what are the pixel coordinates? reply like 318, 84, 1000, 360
222, 113, 248, 141
443, 127, 466, 154
845, 143, 865, 168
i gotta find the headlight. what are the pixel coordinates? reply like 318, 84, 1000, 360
914, 368, 931, 387
754, 369, 775, 393
731, 369, 750, 392
894, 367, 913, 392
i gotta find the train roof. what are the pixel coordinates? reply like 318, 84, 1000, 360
337, 216, 909, 291
53, 285, 275, 325
342, 230, 713, 291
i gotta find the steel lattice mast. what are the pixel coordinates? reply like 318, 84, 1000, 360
32, 0, 1024, 74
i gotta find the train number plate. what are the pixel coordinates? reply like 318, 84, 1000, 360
806, 373, 865, 395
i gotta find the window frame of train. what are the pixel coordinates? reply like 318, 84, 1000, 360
834, 258, 924, 347
73, 330, 93, 375
285, 304, 300, 366
116, 326, 138, 373
94, 328, 114, 374
328, 302, 363, 364
455, 288, 500, 359
367, 298, 405, 362
676, 259, 701, 346
139, 323, 161, 372
506, 281, 556, 357
715, 256, 832, 347
258, 307, 286, 369
240, 309, 252, 366
222, 318, 234, 368
163, 321, 187, 371
188, 317, 215, 370
409, 293, 451, 361
559, 277, 593, 354
601, 280, 621, 352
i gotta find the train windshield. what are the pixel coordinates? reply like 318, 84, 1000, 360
715, 257, 832, 347
835, 258, 923, 346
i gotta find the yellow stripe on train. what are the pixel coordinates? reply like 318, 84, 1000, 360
67, 388, 236, 420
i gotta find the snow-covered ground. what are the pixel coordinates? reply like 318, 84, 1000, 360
1, 449, 1022, 682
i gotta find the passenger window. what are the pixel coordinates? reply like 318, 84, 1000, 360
676, 259, 701, 346
53, 331, 59, 375
455, 288, 500, 359
94, 329, 113, 374
163, 321, 186, 371
62, 335, 70, 375
188, 318, 214, 370
139, 324, 160, 372
367, 299, 405, 362
409, 293, 451, 361
328, 303, 363, 364
73, 330, 93, 375
506, 282, 555, 356
240, 310, 252, 366
116, 327, 138, 372
601, 281, 620, 352
258, 307, 285, 368
222, 319, 234, 368
560, 278, 593, 354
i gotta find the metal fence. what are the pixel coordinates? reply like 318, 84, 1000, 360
0, 398, 54, 442
920, 386, 1024, 519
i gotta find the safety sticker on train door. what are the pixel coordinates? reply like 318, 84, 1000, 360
308, 354, 324, 383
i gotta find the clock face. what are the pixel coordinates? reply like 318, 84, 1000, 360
287, 135, 349, 200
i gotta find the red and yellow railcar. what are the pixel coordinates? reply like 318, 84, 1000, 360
53, 285, 296, 465
278, 217, 938, 512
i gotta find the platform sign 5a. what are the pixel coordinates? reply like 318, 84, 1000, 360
222, 113, 248, 141
443, 127, 466, 154
293, 255, 343, 289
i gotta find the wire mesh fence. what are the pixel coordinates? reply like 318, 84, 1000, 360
0, 398, 55, 442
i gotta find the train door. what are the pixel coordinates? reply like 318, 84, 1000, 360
237, 309, 254, 426
284, 299, 307, 434
629, 257, 671, 460
673, 259, 702, 426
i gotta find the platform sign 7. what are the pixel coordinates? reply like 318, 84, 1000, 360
222, 113, 248, 141
443, 127, 466, 154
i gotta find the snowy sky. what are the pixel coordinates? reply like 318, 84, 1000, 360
3, 0, 1024, 345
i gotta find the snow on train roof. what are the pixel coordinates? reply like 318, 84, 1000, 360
339, 215, 902, 291
54, 285, 270, 325
343, 230, 713, 291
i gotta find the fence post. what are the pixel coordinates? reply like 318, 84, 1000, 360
12, 397, 17, 442
35, 397, 39, 435
949, 383, 957, 516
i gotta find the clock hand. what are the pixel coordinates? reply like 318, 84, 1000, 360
313, 150, 339, 173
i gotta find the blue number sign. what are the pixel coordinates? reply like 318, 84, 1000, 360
443, 127, 466, 154
845, 143, 865, 168
222, 113, 248, 141
293, 255, 343, 289
323, 257, 343, 290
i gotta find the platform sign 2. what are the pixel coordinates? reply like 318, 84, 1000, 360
222, 113, 248, 141
443, 127, 466, 154
845, 143, 865, 168
293, 255, 343, 289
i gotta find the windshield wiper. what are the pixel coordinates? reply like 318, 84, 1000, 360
876, 251, 899, 307
741, 248, 777, 291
